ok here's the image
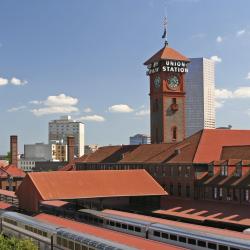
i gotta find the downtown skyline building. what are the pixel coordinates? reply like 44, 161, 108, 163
48, 115, 85, 157
185, 58, 216, 137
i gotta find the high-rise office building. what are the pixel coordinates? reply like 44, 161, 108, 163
185, 58, 215, 137
129, 134, 150, 145
49, 115, 85, 157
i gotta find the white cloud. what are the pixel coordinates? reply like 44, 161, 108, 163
233, 87, 250, 98
83, 107, 92, 113
215, 100, 224, 109
0, 77, 8, 86
30, 93, 79, 116
44, 94, 78, 106
246, 72, 250, 80
79, 115, 105, 122
135, 109, 150, 116
216, 36, 223, 43
210, 55, 222, 63
29, 100, 42, 105
7, 105, 26, 112
10, 77, 27, 86
31, 106, 78, 117
108, 104, 134, 113
236, 29, 246, 37
215, 88, 233, 99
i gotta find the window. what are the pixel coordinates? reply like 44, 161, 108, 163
110, 221, 115, 226
219, 245, 228, 250
135, 227, 141, 232
57, 237, 61, 245
75, 243, 81, 250
68, 241, 74, 250
170, 234, 177, 241
213, 187, 217, 199
188, 238, 196, 245
122, 224, 127, 229
128, 225, 134, 231
172, 98, 177, 104
186, 185, 190, 198
235, 163, 242, 177
178, 166, 182, 176
162, 233, 168, 239
245, 189, 249, 201
186, 166, 191, 177
179, 236, 186, 243
198, 240, 206, 247
208, 242, 217, 249
172, 126, 177, 141
170, 183, 173, 195
221, 164, 228, 176
219, 187, 223, 199
178, 183, 182, 196
116, 222, 121, 228
153, 231, 161, 237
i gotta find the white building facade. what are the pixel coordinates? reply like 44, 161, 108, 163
185, 58, 215, 137
130, 134, 151, 145
49, 116, 85, 157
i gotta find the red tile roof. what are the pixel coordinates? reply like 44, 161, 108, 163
17, 170, 167, 201
193, 129, 250, 163
75, 129, 250, 165
0, 189, 17, 198
0, 201, 13, 210
0, 160, 8, 168
35, 213, 182, 250
0, 164, 25, 178
144, 46, 189, 65
221, 145, 250, 160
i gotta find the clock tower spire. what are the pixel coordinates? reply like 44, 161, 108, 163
144, 23, 190, 144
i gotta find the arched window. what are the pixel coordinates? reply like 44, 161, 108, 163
154, 98, 159, 112
172, 126, 177, 141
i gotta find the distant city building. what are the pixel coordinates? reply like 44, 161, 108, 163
19, 141, 67, 172
49, 115, 84, 157
185, 58, 215, 137
84, 144, 99, 155
24, 143, 51, 161
129, 134, 150, 145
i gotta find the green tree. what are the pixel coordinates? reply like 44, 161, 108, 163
0, 235, 38, 250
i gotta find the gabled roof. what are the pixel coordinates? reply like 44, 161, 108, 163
0, 164, 25, 178
16, 170, 167, 201
144, 46, 189, 65
76, 129, 250, 165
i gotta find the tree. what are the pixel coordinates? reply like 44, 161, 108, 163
0, 235, 38, 250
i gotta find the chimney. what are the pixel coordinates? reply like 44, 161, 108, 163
10, 135, 18, 166
67, 136, 75, 164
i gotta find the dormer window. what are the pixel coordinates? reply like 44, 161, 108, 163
235, 163, 242, 177
208, 164, 214, 176
221, 164, 228, 176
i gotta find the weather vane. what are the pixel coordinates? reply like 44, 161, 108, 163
162, 16, 168, 46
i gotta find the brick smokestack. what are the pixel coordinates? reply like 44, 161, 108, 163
67, 136, 75, 164
10, 135, 18, 166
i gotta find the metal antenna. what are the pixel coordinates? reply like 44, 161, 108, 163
162, 16, 168, 46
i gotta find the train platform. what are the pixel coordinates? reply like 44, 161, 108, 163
35, 213, 184, 250
156, 197, 250, 227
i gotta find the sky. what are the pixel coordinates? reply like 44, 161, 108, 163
1, 0, 250, 154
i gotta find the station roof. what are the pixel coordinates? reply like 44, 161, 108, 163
35, 213, 182, 250
76, 129, 250, 165
16, 170, 167, 201
0, 189, 17, 198
144, 46, 189, 65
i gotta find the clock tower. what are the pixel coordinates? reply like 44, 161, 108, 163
144, 28, 189, 144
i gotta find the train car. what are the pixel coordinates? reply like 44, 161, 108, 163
77, 209, 150, 238
55, 227, 136, 250
147, 223, 250, 250
1, 211, 58, 250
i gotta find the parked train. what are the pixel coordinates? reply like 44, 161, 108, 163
73, 209, 250, 250
0, 210, 136, 250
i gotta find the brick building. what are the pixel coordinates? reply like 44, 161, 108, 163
69, 129, 250, 206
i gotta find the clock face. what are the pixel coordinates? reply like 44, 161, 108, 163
168, 75, 179, 90
154, 76, 161, 88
